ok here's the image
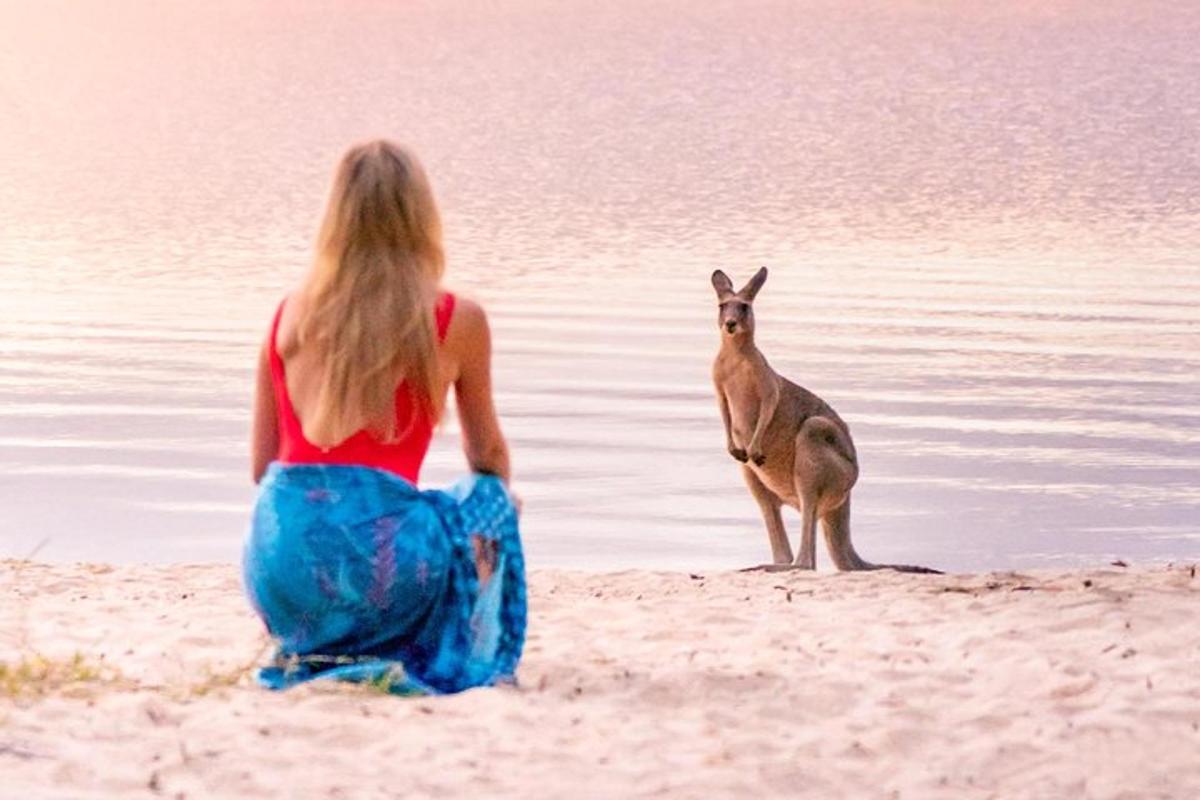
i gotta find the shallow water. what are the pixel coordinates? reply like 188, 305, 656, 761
1, 0, 1197, 571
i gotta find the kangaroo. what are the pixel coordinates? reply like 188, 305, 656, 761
711, 267, 939, 573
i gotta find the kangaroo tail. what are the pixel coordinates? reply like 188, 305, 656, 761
874, 563, 944, 575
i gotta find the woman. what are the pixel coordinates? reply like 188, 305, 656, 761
243, 140, 525, 694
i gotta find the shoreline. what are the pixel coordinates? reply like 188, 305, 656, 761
3, 560, 1198, 798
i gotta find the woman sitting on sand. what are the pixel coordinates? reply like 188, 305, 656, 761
243, 140, 525, 694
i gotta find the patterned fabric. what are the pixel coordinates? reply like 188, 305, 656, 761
243, 463, 526, 694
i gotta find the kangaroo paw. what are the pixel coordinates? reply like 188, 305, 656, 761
750, 451, 766, 466
729, 447, 749, 463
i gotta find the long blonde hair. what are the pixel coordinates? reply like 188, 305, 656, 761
287, 140, 445, 446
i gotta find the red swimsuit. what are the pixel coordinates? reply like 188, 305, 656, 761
268, 293, 456, 483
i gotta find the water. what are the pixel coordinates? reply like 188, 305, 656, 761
1, 0, 1197, 571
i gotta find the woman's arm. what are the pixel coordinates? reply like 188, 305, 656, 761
451, 298, 511, 484
250, 330, 280, 483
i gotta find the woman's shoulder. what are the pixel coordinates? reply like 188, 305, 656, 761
441, 292, 493, 365
272, 289, 307, 352
443, 292, 489, 335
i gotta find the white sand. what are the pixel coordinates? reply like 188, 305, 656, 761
1, 560, 1198, 799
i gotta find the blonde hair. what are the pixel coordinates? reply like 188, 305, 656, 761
288, 140, 445, 446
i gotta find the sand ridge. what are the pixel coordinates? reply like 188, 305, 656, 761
1, 560, 1198, 799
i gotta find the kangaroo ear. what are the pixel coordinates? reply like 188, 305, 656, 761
740, 267, 768, 301
711, 270, 735, 298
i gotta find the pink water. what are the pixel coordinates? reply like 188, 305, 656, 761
1, 0, 1197, 570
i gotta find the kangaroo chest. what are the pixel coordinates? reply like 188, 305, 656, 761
730, 388, 799, 504
713, 354, 761, 432
723, 381, 764, 443
715, 355, 800, 505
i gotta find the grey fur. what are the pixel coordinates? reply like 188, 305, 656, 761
710, 268, 939, 573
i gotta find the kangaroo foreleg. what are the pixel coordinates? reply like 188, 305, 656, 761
717, 390, 747, 463
747, 383, 779, 466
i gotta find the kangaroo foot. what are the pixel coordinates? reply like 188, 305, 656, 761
835, 558, 877, 572
739, 563, 807, 573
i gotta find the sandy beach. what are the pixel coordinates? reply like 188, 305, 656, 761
1, 560, 1197, 799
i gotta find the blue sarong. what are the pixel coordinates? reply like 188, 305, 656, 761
242, 463, 526, 695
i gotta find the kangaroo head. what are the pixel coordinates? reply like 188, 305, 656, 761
711, 267, 768, 339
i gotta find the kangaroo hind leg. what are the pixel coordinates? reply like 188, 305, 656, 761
792, 489, 818, 570
742, 466, 793, 565
820, 495, 875, 571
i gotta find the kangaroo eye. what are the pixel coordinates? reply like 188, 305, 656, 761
824, 435, 836, 445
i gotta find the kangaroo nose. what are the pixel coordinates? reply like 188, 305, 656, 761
725, 321, 737, 333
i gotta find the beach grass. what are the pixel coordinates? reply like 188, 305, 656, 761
0, 652, 114, 699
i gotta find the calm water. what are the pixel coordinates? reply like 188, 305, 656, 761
1, 1, 1197, 571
